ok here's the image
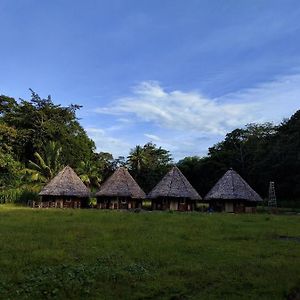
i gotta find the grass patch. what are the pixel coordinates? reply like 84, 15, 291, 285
0, 205, 299, 299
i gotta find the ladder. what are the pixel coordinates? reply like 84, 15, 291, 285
268, 181, 277, 207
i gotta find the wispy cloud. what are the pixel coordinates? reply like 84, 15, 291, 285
94, 81, 259, 135
92, 73, 300, 160
218, 73, 300, 122
144, 133, 161, 141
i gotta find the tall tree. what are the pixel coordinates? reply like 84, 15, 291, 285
0, 119, 21, 188
127, 143, 173, 192
95, 152, 115, 180
127, 145, 145, 174
76, 160, 101, 189
178, 123, 277, 198
26, 141, 63, 182
1, 90, 95, 167
260, 111, 300, 199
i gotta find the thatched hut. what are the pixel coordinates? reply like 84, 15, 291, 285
39, 166, 90, 208
204, 169, 263, 213
148, 166, 201, 211
95, 167, 146, 209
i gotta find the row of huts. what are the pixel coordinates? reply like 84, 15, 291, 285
38, 165, 263, 213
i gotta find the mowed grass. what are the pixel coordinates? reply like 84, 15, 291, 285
0, 206, 300, 299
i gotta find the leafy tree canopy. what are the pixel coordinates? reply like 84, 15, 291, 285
0, 90, 95, 167
1, 90, 300, 204
178, 115, 300, 202
127, 142, 173, 192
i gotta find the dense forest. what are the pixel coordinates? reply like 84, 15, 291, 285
0, 91, 299, 207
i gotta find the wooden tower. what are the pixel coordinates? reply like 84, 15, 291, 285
268, 181, 277, 207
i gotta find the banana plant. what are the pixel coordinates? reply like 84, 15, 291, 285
25, 141, 63, 183
76, 160, 101, 189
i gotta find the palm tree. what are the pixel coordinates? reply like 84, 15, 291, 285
25, 141, 63, 182
76, 160, 101, 189
127, 145, 146, 174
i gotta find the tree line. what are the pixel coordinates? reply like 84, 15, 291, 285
0, 91, 299, 206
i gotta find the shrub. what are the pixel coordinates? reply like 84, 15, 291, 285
0, 187, 39, 204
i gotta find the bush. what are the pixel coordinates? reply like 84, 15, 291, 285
0, 187, 39, 204
278, 199, 300, 209
18, 189, 39, 204
0, 188, 21, 203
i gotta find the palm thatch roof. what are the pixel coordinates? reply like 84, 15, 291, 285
39, 166, 90, 197
147, 166, 201, 200
95, 167, 146, 199
204, 169, 263, 202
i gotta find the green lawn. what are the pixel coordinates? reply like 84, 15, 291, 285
0, 205, 300, 299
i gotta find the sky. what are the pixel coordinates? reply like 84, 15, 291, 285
1, 0, 300, 161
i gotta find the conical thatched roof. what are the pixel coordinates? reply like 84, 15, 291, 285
204, 169, 262, 202
148, 166, 201, 200
39, 166, 90, 197
95, 167, 146, 199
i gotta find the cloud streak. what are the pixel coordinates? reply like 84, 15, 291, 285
97, 74, 300, 128
95, 81, 260, 135
92, 73, 300, 160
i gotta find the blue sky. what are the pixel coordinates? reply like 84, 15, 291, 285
1, 0, 300, 160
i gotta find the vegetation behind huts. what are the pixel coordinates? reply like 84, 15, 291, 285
1, 91, 300, 207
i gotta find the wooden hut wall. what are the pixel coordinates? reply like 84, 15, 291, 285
97, 197, 142, 209
209, 200, 257, 213
40, 195, 88, 208
152, 198, 195, 211
97, 197, 119, 209
169, 200, 178, 211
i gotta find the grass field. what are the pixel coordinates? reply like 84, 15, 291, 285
0, 205, 300, 299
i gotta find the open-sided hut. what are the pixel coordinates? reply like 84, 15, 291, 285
204, 169, 263, 213
95, 167, 146, 209
148, 166, 201, 211
39, 166, 90, 208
